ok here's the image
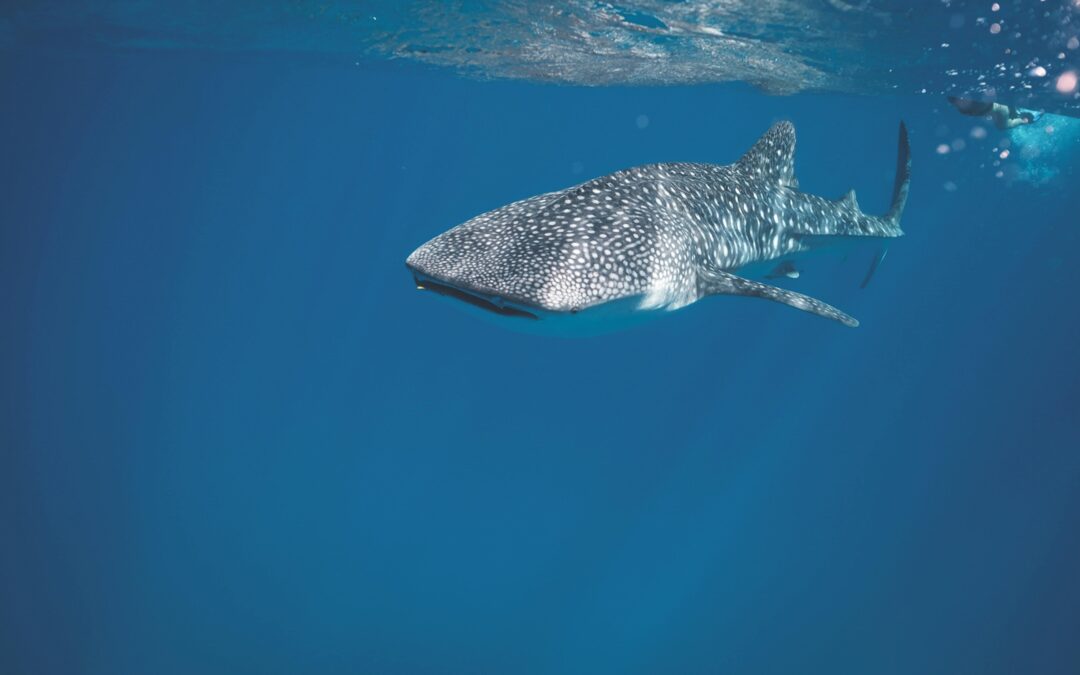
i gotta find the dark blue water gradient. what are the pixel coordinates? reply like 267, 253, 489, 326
2, 48, 1080, 674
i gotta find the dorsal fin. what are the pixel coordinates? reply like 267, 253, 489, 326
840, 189, 859, 211
736, 121, 798, 188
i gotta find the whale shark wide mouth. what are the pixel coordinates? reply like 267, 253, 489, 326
411, 274, 539, 320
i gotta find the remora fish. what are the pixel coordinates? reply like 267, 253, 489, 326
406, 121, 910, 331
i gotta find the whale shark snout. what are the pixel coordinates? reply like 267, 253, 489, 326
405, 222, 583, 315
409, 268, 539, 320
405, 238, 541, 319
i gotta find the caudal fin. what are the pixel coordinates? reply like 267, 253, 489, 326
885, 121, 911, 225
862, 123, 909, 289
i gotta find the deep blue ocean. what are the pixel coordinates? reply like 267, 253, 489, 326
4, 3, 1080, 674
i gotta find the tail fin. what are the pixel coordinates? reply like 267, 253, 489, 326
885, 121, 911, 225
862, 123, 909, 289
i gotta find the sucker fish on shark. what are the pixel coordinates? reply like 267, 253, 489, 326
406, 120, 910, 331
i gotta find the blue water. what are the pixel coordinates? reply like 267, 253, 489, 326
4, 9, 1080, 675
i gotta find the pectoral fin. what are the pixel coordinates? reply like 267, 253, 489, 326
698, 266, 859, 327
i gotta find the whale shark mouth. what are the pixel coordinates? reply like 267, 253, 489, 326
412, 275, 538, 320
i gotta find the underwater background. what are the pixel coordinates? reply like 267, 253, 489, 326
3, 2, 1080, 674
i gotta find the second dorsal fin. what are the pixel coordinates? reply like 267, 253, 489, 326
736, 121, 798, 188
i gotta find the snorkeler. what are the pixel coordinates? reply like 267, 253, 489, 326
948, 96, 1043, 130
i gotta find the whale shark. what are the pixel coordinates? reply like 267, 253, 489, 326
406, 121, 910, 331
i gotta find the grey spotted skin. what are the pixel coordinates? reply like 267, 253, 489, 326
406, 121, 911, 329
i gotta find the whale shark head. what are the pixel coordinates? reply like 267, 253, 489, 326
405, 182, 659, 321
405, 211, 553, 321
